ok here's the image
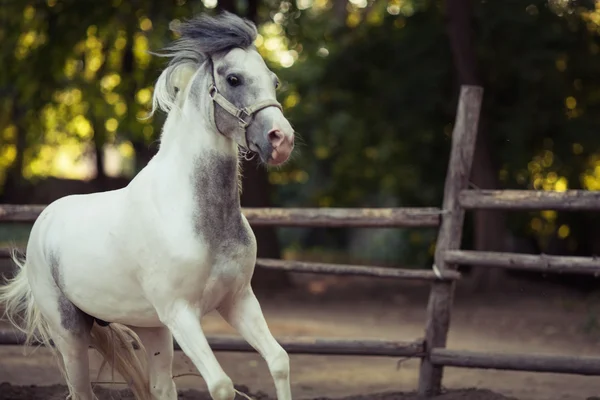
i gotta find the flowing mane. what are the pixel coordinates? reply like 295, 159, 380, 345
168, 11, 257, 56
149, 12, 258, 116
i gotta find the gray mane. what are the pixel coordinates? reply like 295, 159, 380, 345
147, 12, 258, 118
154, 11, 258, 68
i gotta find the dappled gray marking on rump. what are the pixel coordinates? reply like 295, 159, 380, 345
48, 250, 93, 334
49, 250, 60, 287
192, 151, 251, 248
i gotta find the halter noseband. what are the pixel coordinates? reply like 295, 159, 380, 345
208, 84, 282, 130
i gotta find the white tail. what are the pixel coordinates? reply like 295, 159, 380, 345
0, 249, 49, 347
0, 250, 152, 400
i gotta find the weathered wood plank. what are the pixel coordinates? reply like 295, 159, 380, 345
459, 190, 600, 211
0, 251, 460, 281
256, 258, 461, 281
431, 348, 600, 375
243, 207, 442, 227
0, 204, 442, 227
0, 204, 45, 222
0, 329, 425, 357
444, 250, 600, 275
418, 85, 484, 396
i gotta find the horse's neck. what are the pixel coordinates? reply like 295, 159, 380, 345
147, 65, 242, 216
159, 113, 238, 160
152, 112, 241, 212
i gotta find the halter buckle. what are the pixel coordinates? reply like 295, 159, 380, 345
236, 108, 251, 128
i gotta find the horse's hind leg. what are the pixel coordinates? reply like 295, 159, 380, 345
50, 327, 95, 400
129, 326, 177, 400
29, 280, 95, 399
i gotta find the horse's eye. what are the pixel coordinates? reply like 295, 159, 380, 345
227, 75, 241, 87
275, 79, 281, 90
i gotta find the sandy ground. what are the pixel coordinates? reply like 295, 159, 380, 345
1, 274, 600, 400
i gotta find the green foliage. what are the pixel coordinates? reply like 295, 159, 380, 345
277, 9, 453, 209
0, 0, 209, 181
268, 0, 600, 262
2, 0, 600, 266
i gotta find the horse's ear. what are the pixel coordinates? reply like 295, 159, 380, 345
147, 63, 197, 117
146, 68, 174, 117
170, 63, 196, 99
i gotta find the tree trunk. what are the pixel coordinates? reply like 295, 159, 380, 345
333, 0, 347, 27
240, 159, 292, 290
132, 140, 157, 174
218, 0, 237, 14
91, 116, 107, 186
246, 0, 258, 23
1, 103, 28, 203
445, 0, 507, 291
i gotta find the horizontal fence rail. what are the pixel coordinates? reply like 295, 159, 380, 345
0, 250, 459, 282
445, 250, 600, 276
459, 190, 600, 211
256, 259, 460, 281
430, 348, 600, 376
243, 207, 443, 227
0, 328, 424, 357
0, 204, 443, 227
4, 83, 600, 395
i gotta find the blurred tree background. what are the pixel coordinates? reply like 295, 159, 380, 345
1, 0, 600, 290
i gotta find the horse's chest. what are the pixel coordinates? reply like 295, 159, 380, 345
201, 264, 245, 308
195, 211, 252, 250
173, 252, 253, 313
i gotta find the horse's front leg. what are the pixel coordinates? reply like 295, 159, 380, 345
129, 326, 177, 400
219, 286, 292, 400
158, 302, 235, 400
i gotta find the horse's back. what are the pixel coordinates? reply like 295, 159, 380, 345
33, 188, 128, 246
25, 187, 161, 324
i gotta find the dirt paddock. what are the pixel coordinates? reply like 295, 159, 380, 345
0, 383, 518, 400
2, 273, 600, 400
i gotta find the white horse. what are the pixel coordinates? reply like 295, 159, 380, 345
0, 12, 294, 400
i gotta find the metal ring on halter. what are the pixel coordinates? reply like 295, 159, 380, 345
242, 151, 256, 161
235, 108, 252, 128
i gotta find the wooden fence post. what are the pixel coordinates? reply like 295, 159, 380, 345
418, 85, 484, 396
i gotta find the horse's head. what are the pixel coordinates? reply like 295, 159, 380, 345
151, 12, 295, 166
209, 46, 294, 166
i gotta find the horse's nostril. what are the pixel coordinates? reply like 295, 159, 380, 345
268, 129, 284, 147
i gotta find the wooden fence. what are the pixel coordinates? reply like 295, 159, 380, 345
1, 85, 600, 397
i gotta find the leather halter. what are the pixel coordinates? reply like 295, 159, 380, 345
207, 58, 283, 150
208, 84, 282, 130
